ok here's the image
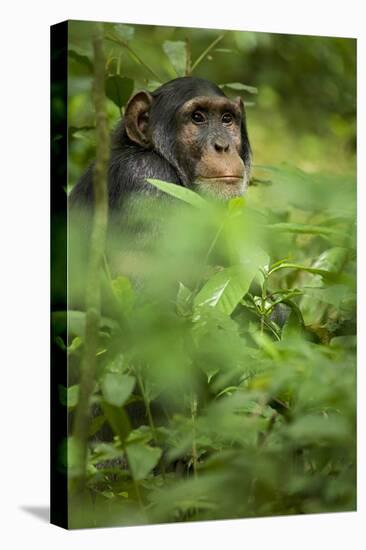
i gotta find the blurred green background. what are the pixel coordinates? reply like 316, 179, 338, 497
67, 21, 356, 189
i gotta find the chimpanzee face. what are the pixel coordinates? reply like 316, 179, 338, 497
175, 95, 248, 200
123, 78, 251, 201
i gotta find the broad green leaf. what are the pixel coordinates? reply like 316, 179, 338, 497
101, 373, 135, 407
126, 425, 155, 445
163, 41, 186, 77
299, 248, 350, 324
101, 401, 132, 443
281, 300, 305, 340
105, 76, 134, 109
126, 442, 162, 480
176, 282, 193, 315
312, 247, 349, 274
90, 442, 124, 464
147, 179, 208, 208
194, 258, 264, 316
68, 49, 93, 72
219, 82, 258, 94
227, 196, 246, 214
88, 414, 106, 437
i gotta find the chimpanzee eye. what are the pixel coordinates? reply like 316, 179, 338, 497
222, 112, 233, 125
191, 111, 206, 124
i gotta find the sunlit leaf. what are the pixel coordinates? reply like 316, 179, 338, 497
163, 41, 186, 77
126, 442, 162, 480
176, 282, 193, 315
112, 276, 135, 312
219, 82, 258, 94
194, 259, 264, 316
101, 373, 136, 407
147, 178, 208, 208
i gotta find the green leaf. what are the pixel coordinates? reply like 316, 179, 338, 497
101, 402, 132, 443
101, 373, 136, 407
52, 311, 118, 338
67, 435, 85, 478
267, 222, 342, 238
281, 300, 305, 340
147, 179, 208, 208
256, 164, 356, 216
68, 49, 93, 72
194, 258, 264, 316
126, 442, 162, 480
163, 41, 186, 77
113, 23, 135, 42
298, 248, 350, 325
105, 76, 134, 109
67, 336, 82, 353
219, 82, 258, 94
111, 275, 135, 312
88, 414, 106, 437
176, 282, 193, 315
312, 247, 349, 274
58, 384, 79, 407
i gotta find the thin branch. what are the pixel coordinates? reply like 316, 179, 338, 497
105, 34, 163, 83
191, 33, 226, 73
72, 22, 110, 488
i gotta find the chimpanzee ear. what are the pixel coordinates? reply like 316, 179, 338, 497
235, 96, 246, 116
124, 91, 153, 147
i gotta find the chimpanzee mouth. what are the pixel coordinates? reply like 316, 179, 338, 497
198, 175, 244, 185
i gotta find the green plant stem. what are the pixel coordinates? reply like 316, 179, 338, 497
268, 263, 329, 277
260, 273, 268, 335
135, 368, 166, 479
72, 22, 110, 489
191, 394, 198, 478
105, 34, 163, 82
266, 291, 303, 314
191, 33, 226, 72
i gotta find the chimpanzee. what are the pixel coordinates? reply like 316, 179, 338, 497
69, 78, 253, 433
70, 76, 251, 211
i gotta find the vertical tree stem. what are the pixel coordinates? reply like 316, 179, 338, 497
191, 394, 198, 478
72, 22, 110, 487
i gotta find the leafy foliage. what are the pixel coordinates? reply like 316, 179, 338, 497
61, 21, 356, 529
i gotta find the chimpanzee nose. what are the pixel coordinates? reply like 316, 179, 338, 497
214, 137, 230, 153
